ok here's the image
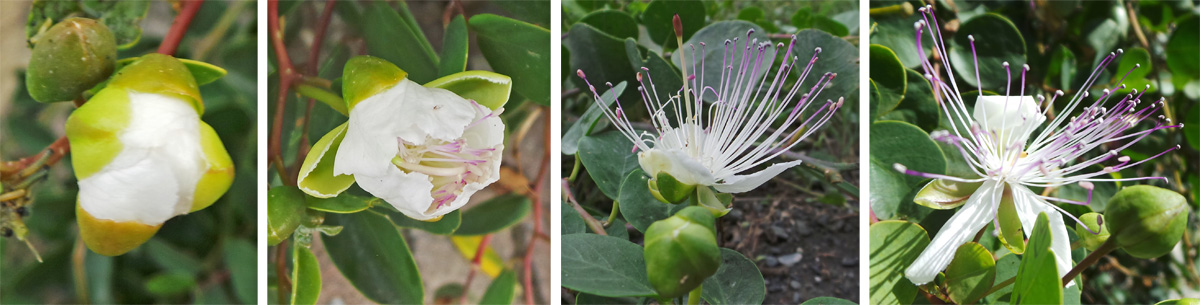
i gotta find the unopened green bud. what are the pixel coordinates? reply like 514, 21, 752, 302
1074, 212, 1109, 251
26, 17, 117, 103
1105, 185, 1188, 259
643, 206, 721, 298
648, 172, 695, 204
268, 187, 307, 246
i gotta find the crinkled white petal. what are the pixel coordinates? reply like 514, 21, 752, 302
905, 180, 1003, 285
1011, 185, 1076, 287
355, 165, 437, 220
637, 148, 716, 186
713, 159, 804, 193
79, 91, 206, 225
973, 95, 1045, 145
334, 79, 475, 178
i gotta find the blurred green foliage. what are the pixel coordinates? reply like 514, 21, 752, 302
1, 1, 258, 303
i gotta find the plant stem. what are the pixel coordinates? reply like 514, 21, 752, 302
158, 0, 205, 56
687, 286, 702, 305
869, 2, 913, 17
268, 0, 298, 184
457, 234, 492, 304
605, 200, 620, 227
1062, 238, 1119, 285
564, 180, 607, 236
0, 136, 69, 181
523, 111, 551, 305
274, 242, 291, 303
969, 277, 1014, 304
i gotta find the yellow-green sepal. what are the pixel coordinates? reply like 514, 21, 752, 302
190, 122, 235, 212
690, 186, 732, 217
424, 70, 512, 110
343, 55, 407, 110
106, 53, 204, 114
913, 179, 982, 210
648, 172, 695, 204
297, 122, 356, 198
76, 204, 161, 256
65, 87, 131, 179
996, 188, 1026, 255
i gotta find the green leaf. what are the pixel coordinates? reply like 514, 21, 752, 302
623, 38, 682, 105
1011, 213, 1062, 305
1044, 46, 1078, 90
291, 245, 321, 305
673, 21, 770, 104
480, 269, 517, 304
562, 200, 588, 235
567, 23, 637, 100
323, 212, 424, 304
794, 29, 861, 103
892, 69, 939, 131
361, 1, 438, 83
1167, 15, 1200, 84
306, 193, 375, 214
641, 0, 705, 49
576, 293, 641, 304
455, 194, 532, 235
870, 120, 946, 186
269, 186, 308, 246
438, 15, 469, 77
224, 239, 258, 304
1111, 47, 1153, 93
563, 82, 625, 155
792, 8, 849, 37
145, 239, 203, 276
469, 14, 551, 106
561, 234, 657, 297
145, 271, 196, 297
578, 131, 641, 199
580, 10, 639, 40
869, 221, 931, 305
945, 242, 996, 304
701, 248, 766, 305
868, 159, 913, 221
801, 297, 858, 305
27, 0, 149, 49
1186, 105, 1200, 150
84, 251, 114, 304
913, 179, 983, 210
985, 253, 1021, 304
619, 169, 687, 233
385, 209, 463, 235
870, 44, 906, 119
736, 7, 778, 33
869, 14, 932, 69
948, 13, 1026, 90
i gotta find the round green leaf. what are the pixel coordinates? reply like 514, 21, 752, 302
870, 44, 907, 118
578, 131, 641, 199
1111, 47, 1153, 93
291, 245, 321, 305
945, 242, 996, 305
870, 120, 946, 186
869, 220, 931, 305
580, 10, 639, 40
567, 23, 637, 100
268, 186, 307, 246
1167, 15, 1200, 83
870, 14, 932, 69
469, 14, 551, 105
641, 0, 705, 48
869, 159, 913, 221
891, 69, 938, 131
562, 234, 657, 297
672, 21, 770, 104
801, 297, 858, 305
563, 82, 626, 155
948, 13, 1026, 90
323, 212, 424, 304
792, 8, 849, 37
562, 201, 587, 235
701, 248, 766, 305
794, 29, 860, 103
454, 194, 532, 235
480, 269, 517, 304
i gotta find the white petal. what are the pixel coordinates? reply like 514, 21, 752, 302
713, 160, 804, 193
972, 95, 1045, 145
637, 148, 716, 186
906, 180, 1003, 285
79, 92, 206, 224
1010, 185, 1076, 286
355, 165, 439, 220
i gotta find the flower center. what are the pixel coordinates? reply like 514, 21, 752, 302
391, 108, 498, 210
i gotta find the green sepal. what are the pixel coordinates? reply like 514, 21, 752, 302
424, 70, 512, 110
26, 17, 116, 103
106, 53, 205, 114
297, 122, 356, 198
648, 172, 695, 204
913, 179, 983, 210
643, 206, 721, 299
1075, 212, 1110, 251
343, 55, 407, 110
64, 87, 131, 179
996, 187, 1026, 255
690, 186, 732, 217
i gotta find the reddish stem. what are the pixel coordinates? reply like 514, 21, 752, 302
275, 240, 291, 303
458, 234, 493, 304
157, 0, 205, 56
523, 109, 551, 305
289, 0, 338, 182
268, 0, 298, 183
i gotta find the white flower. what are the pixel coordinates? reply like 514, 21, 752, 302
334, 78, 504, 221
900, 6, 1182, 286
576, 31, 843, 194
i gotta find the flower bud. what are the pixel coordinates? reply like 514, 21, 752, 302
268, 187, 307, 246
26, 17, 117, 103
643, 206, 721, 298
1105, 185, 1188, 259
1074, 212, 1109, 251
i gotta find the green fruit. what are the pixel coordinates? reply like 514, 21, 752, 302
643, 206, 721, 298
26, 17, 116, 103
1074, 212, 1110, 251
1105, 185, 1189, 259
268, 187, 308, 246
